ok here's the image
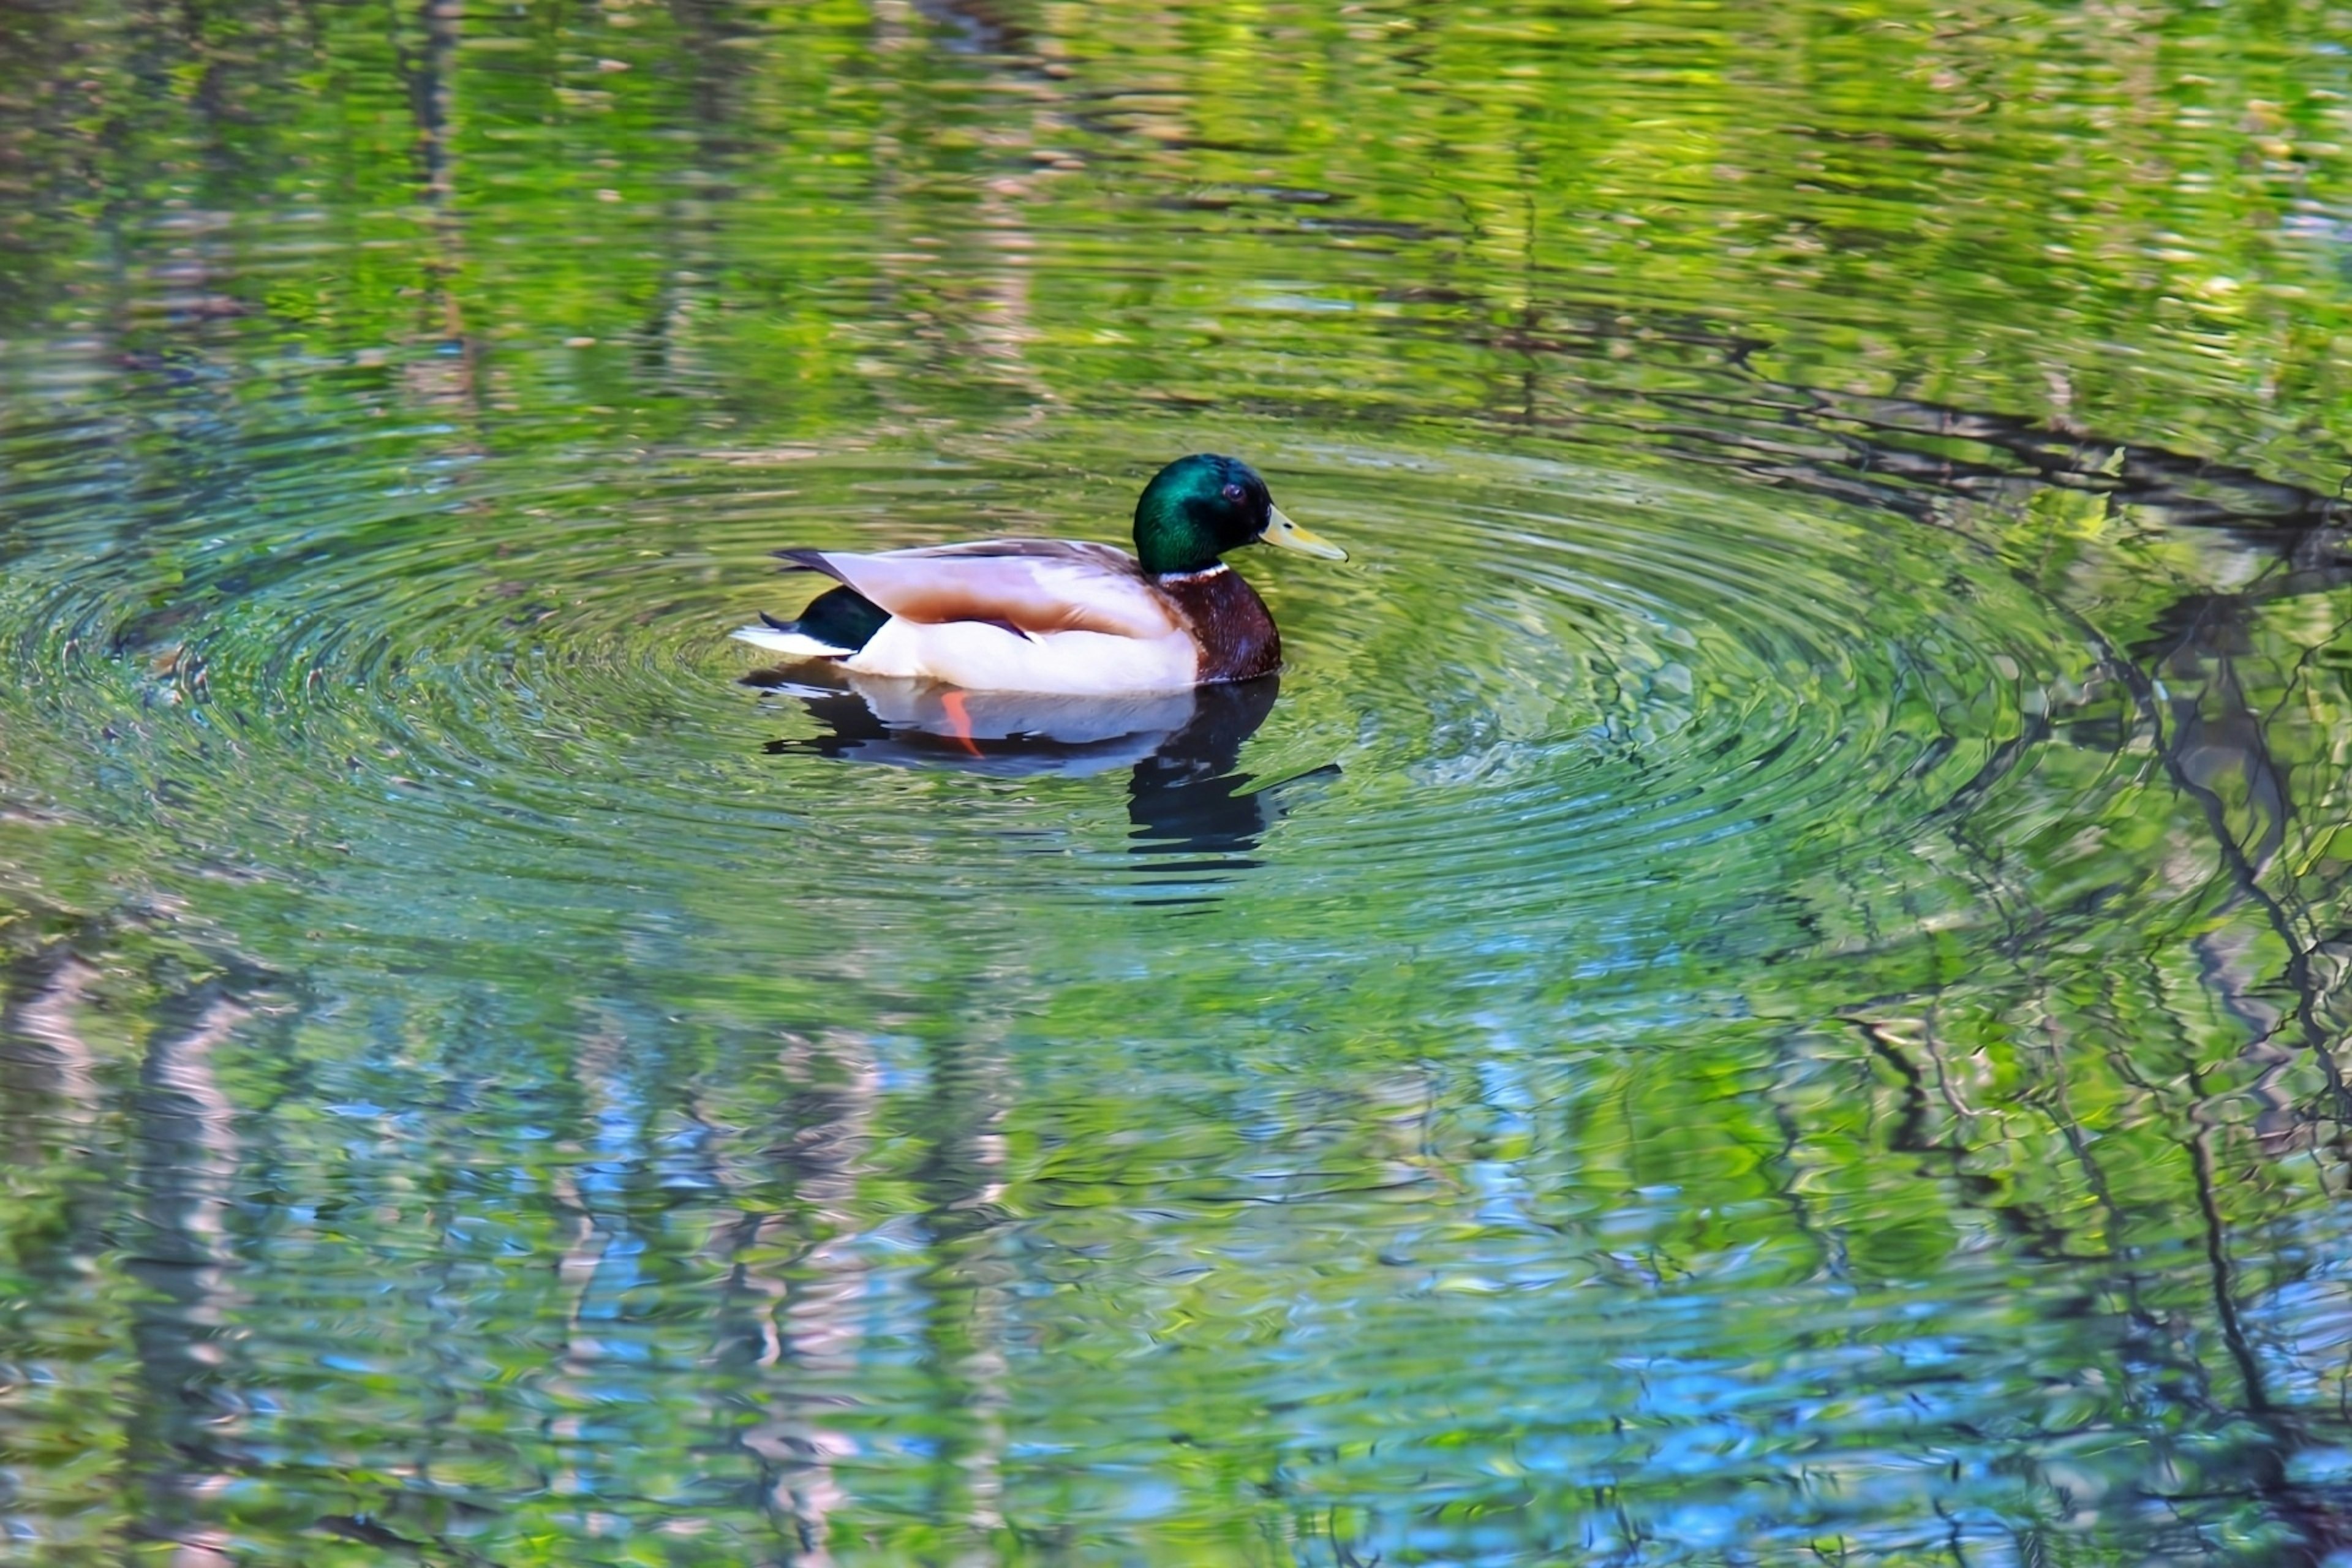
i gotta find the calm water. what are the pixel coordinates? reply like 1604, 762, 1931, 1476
4, 1, 2352, 1562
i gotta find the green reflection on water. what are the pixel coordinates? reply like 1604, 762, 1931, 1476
2, 0, 2352, 1562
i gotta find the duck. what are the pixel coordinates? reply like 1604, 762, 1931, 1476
731, 454, 1346, 696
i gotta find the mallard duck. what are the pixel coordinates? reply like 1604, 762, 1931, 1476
731, 454, 1345, 695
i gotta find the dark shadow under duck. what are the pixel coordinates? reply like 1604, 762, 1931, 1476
747, 668, 1333, 864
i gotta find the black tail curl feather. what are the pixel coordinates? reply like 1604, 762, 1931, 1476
775, 584, 889, 654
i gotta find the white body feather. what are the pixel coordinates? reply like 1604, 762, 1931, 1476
844, 620, 1199, 695
737, 539, 1207, 695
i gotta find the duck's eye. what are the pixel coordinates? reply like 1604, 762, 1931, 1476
1221, 482, 1246, 502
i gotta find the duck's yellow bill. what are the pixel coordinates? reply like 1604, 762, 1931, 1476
1261, 505, 1348, 561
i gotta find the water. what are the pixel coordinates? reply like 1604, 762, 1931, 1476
3, 0, 2352, 1562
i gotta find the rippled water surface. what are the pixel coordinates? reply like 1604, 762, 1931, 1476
6, 1, 2352, 1562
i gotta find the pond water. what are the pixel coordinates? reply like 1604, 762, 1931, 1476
4, 0, 2352, 1562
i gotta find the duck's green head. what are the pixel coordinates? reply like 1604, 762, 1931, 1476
1132, 453, 1348, 576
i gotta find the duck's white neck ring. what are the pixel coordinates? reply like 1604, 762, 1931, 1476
1156, 564, 1231, 583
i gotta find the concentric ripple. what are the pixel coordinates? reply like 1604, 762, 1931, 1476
0, 394, 2115, 991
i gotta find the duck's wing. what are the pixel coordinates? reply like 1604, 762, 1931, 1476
779, 540, 1178, 640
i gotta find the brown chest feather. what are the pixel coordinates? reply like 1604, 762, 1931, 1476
1160, 568, 1282, 684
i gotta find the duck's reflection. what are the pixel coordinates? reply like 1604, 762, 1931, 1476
750, 669, 1325, 864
